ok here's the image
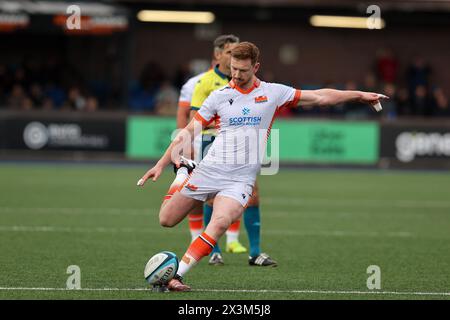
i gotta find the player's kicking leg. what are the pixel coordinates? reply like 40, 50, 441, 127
156, 191, 203, 292
160, 157, 204, 244
169, 195, 246, 291
158, 191, 201, 228
161, 157, 193, 196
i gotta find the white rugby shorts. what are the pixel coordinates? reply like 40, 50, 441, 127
179, 165, 254, 207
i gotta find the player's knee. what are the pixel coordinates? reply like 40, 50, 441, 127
159, 215, 175, 228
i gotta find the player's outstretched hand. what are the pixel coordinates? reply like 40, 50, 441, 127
137, 165, 163, 186
358, 92, 389, 104
358, 92, 389, 112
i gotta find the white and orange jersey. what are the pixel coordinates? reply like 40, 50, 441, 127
178, 73, 205, 108
193, 78, 301, 184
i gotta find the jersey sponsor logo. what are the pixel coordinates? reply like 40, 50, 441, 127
229, 107, 261, 126
229, 116, 262, 126
255, 95, 268, 103
228, 98, 234, 105
185, 183, 198, 191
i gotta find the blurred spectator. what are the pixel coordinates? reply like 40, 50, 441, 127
407, 56, 432, 93
155, 81, 178, 116
362, 72, 379, 93
29, 83, 44, 107
129, 84, 159, 112
7, 84, 27, 109
22, 97, 34, 110
173, 63, 192, 90
376, 48, 399, 83
62, 86, 86, 111
12, 67, 27, 88
380, 83, 398, 120
44, 82, 66, 108
42, 97, 54, 110
432, 87, 450, 117
411, 85, 433, 116
85, 96, 99, 112
129, 61, 164, 112
396, 87, 411, 116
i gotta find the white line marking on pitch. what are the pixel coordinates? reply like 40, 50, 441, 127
0, 225, 414, 238
2, 195, 450, 217
0, 226, 162, 234
0, 287, 449, 297
0, 207, 147, 215
264, 197, 450, 209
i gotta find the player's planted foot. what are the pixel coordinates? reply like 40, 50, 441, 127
208, 252, 224, 266
167, 275, 191, 292
248, 253, 278, 267
226, 241, 247, 254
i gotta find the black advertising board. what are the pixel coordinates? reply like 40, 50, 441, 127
380, 121, 450, 168
0, 114, 125, 152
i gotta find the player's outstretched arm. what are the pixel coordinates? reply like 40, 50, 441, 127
298, 89, 388, 111
137, 118, 203, 186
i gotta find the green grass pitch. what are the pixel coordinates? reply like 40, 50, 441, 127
0, 163, 449, 300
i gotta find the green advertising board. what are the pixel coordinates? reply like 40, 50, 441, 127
270, 120, 379, 164
127, 117, 379, 164
127, 116, 176, 159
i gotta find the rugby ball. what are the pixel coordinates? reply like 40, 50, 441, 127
144, 251, 179, 285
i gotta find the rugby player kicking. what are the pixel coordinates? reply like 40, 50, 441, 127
137, 42, 388, 291
172, 35, 277, 267
175, 35, 250, 261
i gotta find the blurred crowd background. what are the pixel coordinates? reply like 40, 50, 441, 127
1, 50, 449, 119
1, 0, 449, 120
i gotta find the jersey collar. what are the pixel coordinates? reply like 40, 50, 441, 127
214, 65, 230, 80
229, 77, 260, 94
